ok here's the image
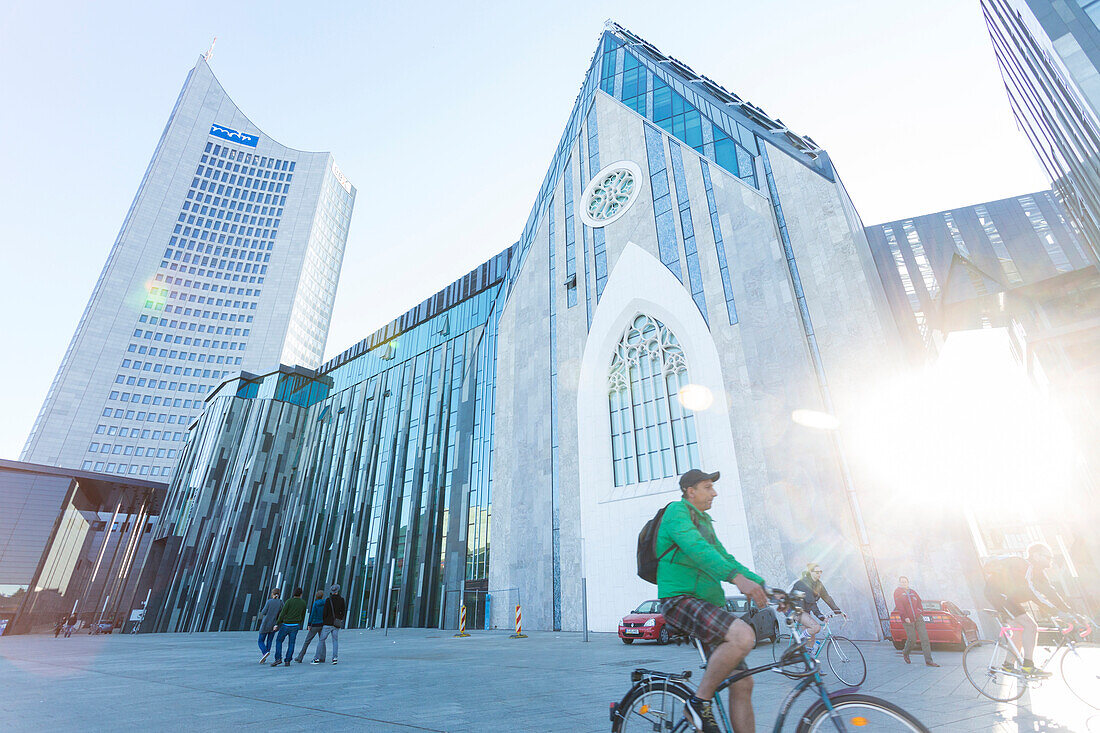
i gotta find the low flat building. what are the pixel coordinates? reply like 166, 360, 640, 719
0, 460, 165, 634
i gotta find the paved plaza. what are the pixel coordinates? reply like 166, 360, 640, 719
0, 629, 1097, 731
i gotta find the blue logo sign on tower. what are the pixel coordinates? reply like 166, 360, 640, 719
209, 124, 259, 148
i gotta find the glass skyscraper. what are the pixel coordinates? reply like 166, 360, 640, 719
21, 56, 355, 480
983, 0, 1100, 261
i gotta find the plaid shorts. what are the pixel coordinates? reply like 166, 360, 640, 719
660, 595, 750, 666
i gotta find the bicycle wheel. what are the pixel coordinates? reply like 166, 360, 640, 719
826, 636, 867, 687
773, 632, 794, 663
962, 639, 1026, 702
613, 680, 693, 733
1060, 642, 1100, 709
796, 693, 930, 732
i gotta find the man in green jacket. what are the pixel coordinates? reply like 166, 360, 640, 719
271, 588, 307, 667
658, 469, 767, 733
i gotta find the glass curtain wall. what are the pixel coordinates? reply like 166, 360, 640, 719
151, 260, 507, 632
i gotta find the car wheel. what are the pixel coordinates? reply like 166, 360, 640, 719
771, 620, 780, 643
658, 627, 670, 645
621, 637, 634, 645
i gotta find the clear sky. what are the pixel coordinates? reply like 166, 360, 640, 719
0, 0, 1050, 461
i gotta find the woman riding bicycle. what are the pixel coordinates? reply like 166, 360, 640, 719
790, 563, 847, 648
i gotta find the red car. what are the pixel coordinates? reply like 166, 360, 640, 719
889, 600, 979, 651
618, 600, 675, 645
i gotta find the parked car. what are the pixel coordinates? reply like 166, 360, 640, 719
618, 600, 678, 645
91, 621, 113, 635
889, 600, 978, 650
725, 595, 780, 645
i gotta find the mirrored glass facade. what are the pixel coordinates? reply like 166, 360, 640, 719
148, 251, 511, 632
983, 0, 1100, 261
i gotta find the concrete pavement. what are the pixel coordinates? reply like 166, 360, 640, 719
0, 629, 1096, 731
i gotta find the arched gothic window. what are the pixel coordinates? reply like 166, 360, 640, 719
608, 314, 700, 487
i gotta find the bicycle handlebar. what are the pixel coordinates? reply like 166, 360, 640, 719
1050, 612, 1094, 639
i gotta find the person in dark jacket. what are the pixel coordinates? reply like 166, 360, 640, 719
893, 576, 938, 666
790, 563, 845, 648
317, 584, 346, 665
271, 588, 307, 667
257, 588, 282, 663
984, 544, 1072, 676
295, 590, 326, 664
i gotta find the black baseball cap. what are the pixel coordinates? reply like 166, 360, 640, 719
679, 469, 720, 489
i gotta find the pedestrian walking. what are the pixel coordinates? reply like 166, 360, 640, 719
893, 576, 939, 667
317, 584, 346, 665
271, 588, 307, 667
64, 615, 76, 637
257, 589, 282, 664
295, 590, 326, 664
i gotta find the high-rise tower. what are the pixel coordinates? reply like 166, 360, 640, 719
22, 57, 355, 478
983, 0, 1100, 261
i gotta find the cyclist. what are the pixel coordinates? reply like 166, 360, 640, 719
656, 468, 768, 733
790, 563, 846, 650
983, 543, 1072, 677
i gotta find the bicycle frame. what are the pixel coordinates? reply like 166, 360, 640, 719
686, 637, 852, 732
987, 613, 1089, 677
783, 613, 843, 661
614, 592, 891, 732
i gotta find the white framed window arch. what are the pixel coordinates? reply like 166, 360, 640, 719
608, 313, 700, 487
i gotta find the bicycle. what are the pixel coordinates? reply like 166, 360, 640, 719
962, 608, 1099, 708
610, 589, 929, 732
771, 612, 867, 687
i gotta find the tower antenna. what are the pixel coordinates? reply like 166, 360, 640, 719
204, 37, 217, 62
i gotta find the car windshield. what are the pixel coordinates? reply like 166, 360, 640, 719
921, 602, 940, 610
633, 601, 659, 614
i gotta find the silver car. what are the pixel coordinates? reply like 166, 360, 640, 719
725, 595, 780, 645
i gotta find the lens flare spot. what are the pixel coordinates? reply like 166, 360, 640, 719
678, 384, 713, 411
791, 409, 840, 430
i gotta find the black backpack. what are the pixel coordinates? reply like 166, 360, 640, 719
637, 503, 676, 583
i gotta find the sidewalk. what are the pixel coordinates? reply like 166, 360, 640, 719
0, 629, 1095, 731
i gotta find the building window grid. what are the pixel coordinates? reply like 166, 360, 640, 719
884, 226, 931, 346
700, 160, 739, 324
578, 135, 593, 329
564, 157, 578, 308
975, 205, 1024, 284
586, 107, 609, 302
1039, 192, 1094, 264
599, 37, 758, 189
900, 221, 941, 299
1018, 195, 1074, 272
943, 212, 973, 258
644, 125, 684, 282
608, 315, 699, 487
669, 142, 709, 322
96, 140, 311, 467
